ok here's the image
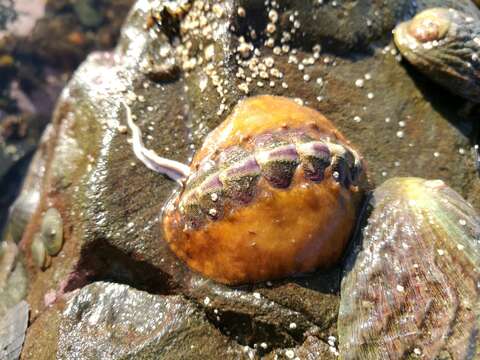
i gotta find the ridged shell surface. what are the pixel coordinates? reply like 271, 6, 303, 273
394, 8, 480, 102
338, 177, 480, 359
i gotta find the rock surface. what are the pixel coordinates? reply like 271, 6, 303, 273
22, 282, 252, 359
0, 300, 29, 360
0, 0, 134, 235
5, 0, 480, 358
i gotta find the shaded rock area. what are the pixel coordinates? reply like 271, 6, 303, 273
22, 282, 252, 360
0, 0, 134, 234
1, 0, 480, 358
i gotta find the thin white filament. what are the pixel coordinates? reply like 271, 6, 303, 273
121, 101, 191, 184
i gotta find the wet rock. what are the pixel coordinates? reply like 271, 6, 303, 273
12, 0, 480, 358
265, 335, 336, 360
16, 5, 343, 356
22, 282, 252, 360
19, 298, 61, 360
242, 0, 411, 53
0, 0, 134, 237
0, 241, 28, 319
238, 0, 479, 53
0, 300, 29, 360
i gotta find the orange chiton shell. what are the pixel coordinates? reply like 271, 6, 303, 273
163, 95, 367, 284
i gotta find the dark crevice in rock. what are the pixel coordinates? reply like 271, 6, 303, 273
203, 307, 299, 354
149, 2, 188, 45
180, 285, 315, 355
72, 239, 177, 296
234, 0, 269, 49
402, 59, 474, 138
200, 297, 338, 358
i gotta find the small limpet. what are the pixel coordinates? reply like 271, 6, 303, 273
40, 208, 64, 257
31, 233, 48, 270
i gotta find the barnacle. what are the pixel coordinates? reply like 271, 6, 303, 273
40, 208, 63, 257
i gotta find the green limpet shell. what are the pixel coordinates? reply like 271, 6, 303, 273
31, 233, 48, 270
40, 208, 64, 256
338, 177, 480, 359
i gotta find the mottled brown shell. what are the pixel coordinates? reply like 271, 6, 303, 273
163, 96, 367, 284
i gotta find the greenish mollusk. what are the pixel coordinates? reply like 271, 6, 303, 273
40, 208, 64, 257
31, 234, 47, 270
339, 177, 480, 359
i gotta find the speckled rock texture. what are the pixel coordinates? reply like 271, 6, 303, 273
22, 282, 251, 360
0, 0, 134, 235
3, 0, 480, 358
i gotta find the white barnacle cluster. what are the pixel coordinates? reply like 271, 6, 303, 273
172, 1, 233, 115
232, 1, 335, 103
149, 0, 346, 110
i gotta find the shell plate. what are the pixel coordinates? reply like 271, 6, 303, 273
394, 8, 480, 102
31, 233, 47, 270
338, 177, 480, 359
163, 96, 366, 285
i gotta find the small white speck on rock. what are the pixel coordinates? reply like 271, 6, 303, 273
355, 79, 364, 88
285, 349, 295, 359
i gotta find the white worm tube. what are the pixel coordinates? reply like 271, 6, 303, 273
121, 101, 191, 184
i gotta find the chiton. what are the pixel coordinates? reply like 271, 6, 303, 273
124, 95, 367, 284
338, 177, 480, 359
